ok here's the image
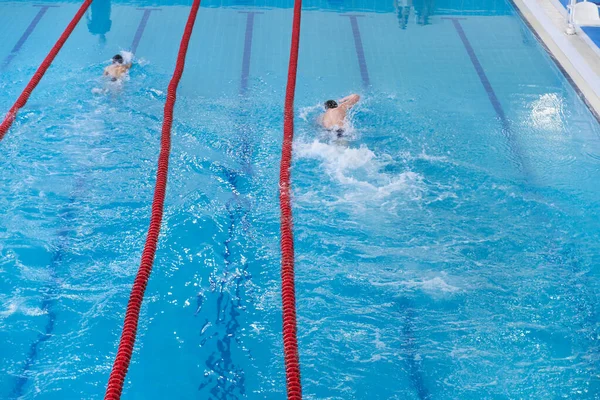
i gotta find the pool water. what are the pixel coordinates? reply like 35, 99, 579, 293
1, 0, 600, 398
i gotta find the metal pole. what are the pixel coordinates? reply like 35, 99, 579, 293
566, 0, 577, 35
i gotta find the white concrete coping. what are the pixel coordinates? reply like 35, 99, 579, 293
512, 0, 600, 118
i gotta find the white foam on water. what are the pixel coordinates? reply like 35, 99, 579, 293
0, 299, 47, 318
120, 50, 134, 65
295, 139, 424, 202
0, 301, 18, 317
297, 140, 375, 170
92, 76, 126, 96
400, 148, 449, 163
407, 277, 461, 294
299, 103, 323, 122
416, 149, 448, 162
91, 87, 107, 95
372, 275, 461, 297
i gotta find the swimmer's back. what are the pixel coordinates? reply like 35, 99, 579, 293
104, 64, 129, 80
322, 107, 347, 130
319, 93, 360, 131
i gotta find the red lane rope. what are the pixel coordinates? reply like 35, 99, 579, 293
279, 0, 303, 398
0, 0, 93, 141
104, 0, 201, 398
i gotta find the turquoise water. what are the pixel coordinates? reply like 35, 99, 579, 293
1, 0, 600, 398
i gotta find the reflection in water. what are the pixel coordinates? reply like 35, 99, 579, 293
394, 0, 435, 28
87, 0, 112, 46
395, 0, 412, 29
414, 0, 435, 25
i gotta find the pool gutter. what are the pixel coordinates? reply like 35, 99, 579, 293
510, 0, 600, 120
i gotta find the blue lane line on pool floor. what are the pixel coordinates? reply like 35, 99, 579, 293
10, 183, 81, 399
7, 7, 156, 389
197, 10, 260, 397
341, 14, 370, 88
444, 17, 529, 175
239, 11, 262, 96
444, 18, 508, 130
131, 8, 161, 54
11, 247, 62, 399
2, 5, 59, 70
448, 15, 599, 387
400, 302, 432, 400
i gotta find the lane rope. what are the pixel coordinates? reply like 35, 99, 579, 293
104, 0, 201, 398
0, 0, 93, 141
279, 0, 303, 398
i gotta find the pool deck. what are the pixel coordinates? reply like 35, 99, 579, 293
512, 0, 600, 118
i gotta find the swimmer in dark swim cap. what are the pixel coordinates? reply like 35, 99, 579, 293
103, 53, 132, 81
319, 94, 360, 136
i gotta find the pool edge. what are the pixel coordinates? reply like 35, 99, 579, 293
510, 0, 600, 122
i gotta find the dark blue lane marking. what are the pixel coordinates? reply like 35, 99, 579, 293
340, 12, 430, 397
444, 18, 508, 129
444, 17, 529, 175
2, 5, 59, 70
236, 10, 260, 174
394, 297, 431, 400
239, 11, 262, 96
130, 8, 161, 54
342, 12, 429, 398
341, 14, 370, 88
402, 304, 431, 400
448, 15, 599, 387
11, 248, 62, 399
197, 11, 259, 396
10, 182, 81, 399
197, 168, 250, 399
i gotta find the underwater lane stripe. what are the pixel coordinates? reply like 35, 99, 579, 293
341, 14, 370, 88
103, 0, 201, 399
444, 18, 508, 128
11, 176, 84, 398
0, 0, 91, 141
239, 11, 262, 96
195, 11, 262, 394
280, 0, 303, 398
2, 5, 59, 70
130, 8, 161, 54
444, 17, 530, 175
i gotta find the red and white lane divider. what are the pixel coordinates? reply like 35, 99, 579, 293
279, 0, 303, 398
104, 0, 202, 398
0, 0, 93, 141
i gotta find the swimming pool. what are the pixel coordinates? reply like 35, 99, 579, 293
1, 0, 600, 398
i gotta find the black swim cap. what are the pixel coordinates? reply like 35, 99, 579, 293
112, 54, 124, 64
324, 100, 338, 109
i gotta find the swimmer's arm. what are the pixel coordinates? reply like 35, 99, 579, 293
103, 66, 109, 76
339, 94, 360, 110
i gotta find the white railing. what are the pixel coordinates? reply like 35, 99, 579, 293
566, 0, 600, 34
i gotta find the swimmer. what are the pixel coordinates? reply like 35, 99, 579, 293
103, 54, 132, 81
319, 94, 360, 137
